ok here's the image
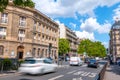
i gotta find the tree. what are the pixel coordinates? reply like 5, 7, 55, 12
58, 38, 70, 56
77, 39, 93, 56
0, 0, 35, 12
77, 39, 106, 57
0, 0, 8, 12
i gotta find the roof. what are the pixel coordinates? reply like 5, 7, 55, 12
111, 20, 120, 29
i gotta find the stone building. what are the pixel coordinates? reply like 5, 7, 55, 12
109, 19, 120, 62
59, 24, 79, 55
0, 1, 59, 59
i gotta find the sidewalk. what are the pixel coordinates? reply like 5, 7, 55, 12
103, 65, 120, 80
0, 70, 19, 77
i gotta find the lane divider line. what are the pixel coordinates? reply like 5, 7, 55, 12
67, 70, 77, 74
48, 75, 64, 80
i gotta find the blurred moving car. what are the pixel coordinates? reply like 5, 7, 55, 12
87, 59, 99, 68
69, 57, 83, 66
18, 58, 58, 75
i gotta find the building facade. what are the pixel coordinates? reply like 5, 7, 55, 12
109, 19, 120, 62
59, 24, 79, 55
0, 1, 59, 59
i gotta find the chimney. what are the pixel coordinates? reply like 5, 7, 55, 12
115, 17, 119, 23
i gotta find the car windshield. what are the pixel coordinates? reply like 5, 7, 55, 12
90, 59, 96, 62
24, 60, 36, 64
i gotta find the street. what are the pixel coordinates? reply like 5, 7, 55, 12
0, 61, 105, 80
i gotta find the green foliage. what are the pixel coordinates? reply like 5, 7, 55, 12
0, 0, 8, 12
13, 0, 35, 8
0, 0, 35, 12
77, 39, 106, 57
2, 58, 12, 70
59, 38, 70, 56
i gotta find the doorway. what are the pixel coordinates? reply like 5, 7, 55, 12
17, 45, 24, 59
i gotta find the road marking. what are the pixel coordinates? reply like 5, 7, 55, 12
67, 70, 77, 74
58, 65, 69, 68
81, 64, 87, 67
48, 75, 64, 80
73, 71, 97, 78
73, 77, 83, 80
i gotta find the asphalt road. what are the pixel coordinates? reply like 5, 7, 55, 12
0, 62, 105, 80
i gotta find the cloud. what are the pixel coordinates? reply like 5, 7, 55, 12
80, 18, 100, 33
55, 19, 95, 40
113, 5, 120, 20
97, 23, 111, 34
102, 42, 109, 48
80, 17, 111, 34
75, 31, 95, 40
33, 0, 120, 18
69, 23, 77, 30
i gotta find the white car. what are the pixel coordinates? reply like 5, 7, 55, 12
69, 57, 83, 66
18, 58, 58, 75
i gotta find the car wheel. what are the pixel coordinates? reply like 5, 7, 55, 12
70, 64, 72, 66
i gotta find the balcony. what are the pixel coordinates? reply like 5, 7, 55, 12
18, 34, 25, 37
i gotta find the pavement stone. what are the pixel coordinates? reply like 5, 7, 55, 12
103, 65, 120, 80
0, 70, 20, 77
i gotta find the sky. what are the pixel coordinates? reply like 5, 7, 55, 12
32, 0, 120, 48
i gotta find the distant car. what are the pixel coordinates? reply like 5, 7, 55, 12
18, 58, 58, 75
87, 59, 99, 68
58, 56, 64, 61
69, 57, 83, 66
84, 58, 90, 63
65, 56, 70, 61
95, 57, 100, 61
117, 59, 120, 66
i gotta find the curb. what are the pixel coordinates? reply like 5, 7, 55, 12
0, 71, 20, 77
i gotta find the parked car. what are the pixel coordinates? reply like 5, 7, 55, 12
69, 57, 83, 66
18, 58, 58, 75
87, 59, 99, 68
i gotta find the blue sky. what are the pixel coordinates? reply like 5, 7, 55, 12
32, 0, 120, 48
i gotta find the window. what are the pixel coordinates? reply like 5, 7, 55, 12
42, 35, 44, 38
18, 30, 25, 41
0, 45, 4, 55
37, 48, 40, 56
18, 30, 25, 34
0, 27, 6, 39
1, 13, 8, 23
33, 21, 37, 31
33, 33, 36, 39
42, 25, 45, 33
43, 59, 53, 64
38, 23, 41, 31
32, 48, 36, 57
38, 34, 40, 40
19, 16, 26, 26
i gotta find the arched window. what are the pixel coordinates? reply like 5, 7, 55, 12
0, 45, 4, 55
